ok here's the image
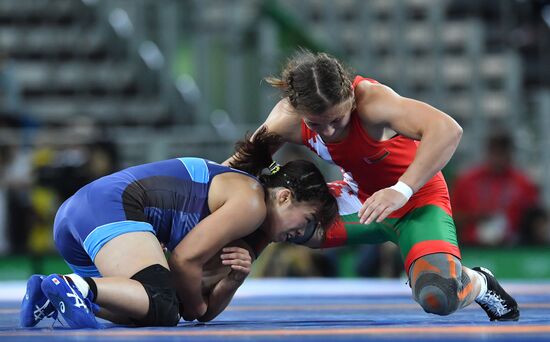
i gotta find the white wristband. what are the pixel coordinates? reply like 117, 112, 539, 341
389, 181, 413, 201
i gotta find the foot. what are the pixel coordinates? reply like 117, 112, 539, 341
41, 274, 100, 329
473, 267, 520, 321
20, 275, 58, 327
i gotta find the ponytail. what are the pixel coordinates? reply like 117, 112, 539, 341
229, 126, 282, 176
230, 127, 338, 231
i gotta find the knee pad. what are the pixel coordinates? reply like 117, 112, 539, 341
131, 264, 180, 326
413, 273, 460, 316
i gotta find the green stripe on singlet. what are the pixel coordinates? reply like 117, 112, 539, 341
395, 205, 459, 257
339, 212, 400, 245
339, 205, 458, 259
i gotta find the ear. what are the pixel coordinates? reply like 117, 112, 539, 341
277, 188, 293, 206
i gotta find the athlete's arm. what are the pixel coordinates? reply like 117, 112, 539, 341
356, 82, 462, 224
198, 244, 255, 322
222, 98, 303, 166
168, 178, 265, 320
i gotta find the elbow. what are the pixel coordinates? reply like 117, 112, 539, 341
448, 121, 463, 146
198, 306, 223, 322
170, 251, 203, 270
180, 301, 208, 321
190, 305, 208, 320
455, 123, 463, 140
197, 315, 214, 323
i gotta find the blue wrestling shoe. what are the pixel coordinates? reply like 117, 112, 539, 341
41, 274, 100, 329
20, 274, 58, 327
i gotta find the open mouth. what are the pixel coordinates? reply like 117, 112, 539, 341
278, 232, 292, 243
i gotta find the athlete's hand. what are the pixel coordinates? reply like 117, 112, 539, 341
359, 187, 408, 224
220, 247, 252, 283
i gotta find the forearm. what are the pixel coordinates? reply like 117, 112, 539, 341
198, 276, 243, 322
169, 258, 207, 319
400, 124, 462, 192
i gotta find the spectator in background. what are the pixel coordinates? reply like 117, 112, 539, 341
29, 136, 118, 254
356, 242, 402, 278
519, 206, 550, 246
252, 243, 336, 278
452, 131, 540, 246
0, 53, 22, 114
0, 116, 35, 255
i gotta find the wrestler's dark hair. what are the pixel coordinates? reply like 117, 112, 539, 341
265, 49, 353, 115
229, 127, 338, 229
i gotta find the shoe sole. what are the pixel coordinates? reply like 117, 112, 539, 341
491, 310, 520, 322
20, 275, 47, 327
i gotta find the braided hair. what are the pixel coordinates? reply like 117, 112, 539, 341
229, 127, 338, 230
265, 49, 353, 115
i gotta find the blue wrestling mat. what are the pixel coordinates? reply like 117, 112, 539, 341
1, 279, 549, 341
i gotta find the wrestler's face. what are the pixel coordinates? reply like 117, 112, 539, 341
302, 98, 354, 142
264, 188, 317, 243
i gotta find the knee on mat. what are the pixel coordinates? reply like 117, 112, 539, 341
131, 264, 181, 327
414, 273, 460, 316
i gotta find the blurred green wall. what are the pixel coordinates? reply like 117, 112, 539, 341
1, 247, 549, 280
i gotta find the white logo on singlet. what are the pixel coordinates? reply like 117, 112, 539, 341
307, 136, 335, 164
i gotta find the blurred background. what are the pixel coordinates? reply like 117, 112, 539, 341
1, 0, 549, 282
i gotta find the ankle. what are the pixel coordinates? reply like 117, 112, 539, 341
83, 277, 98, 302
474, 270, 488, 301
64, 274, 97, 301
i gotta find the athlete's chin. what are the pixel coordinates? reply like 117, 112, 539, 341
321, 131, 343, 142
274, 233, 286, 243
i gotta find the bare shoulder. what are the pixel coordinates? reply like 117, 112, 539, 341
264, 98, 303, 144
355, 80, 400, 125
209, 172, 266, 223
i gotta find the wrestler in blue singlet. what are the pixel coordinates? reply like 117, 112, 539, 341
53, 157, 255, 277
